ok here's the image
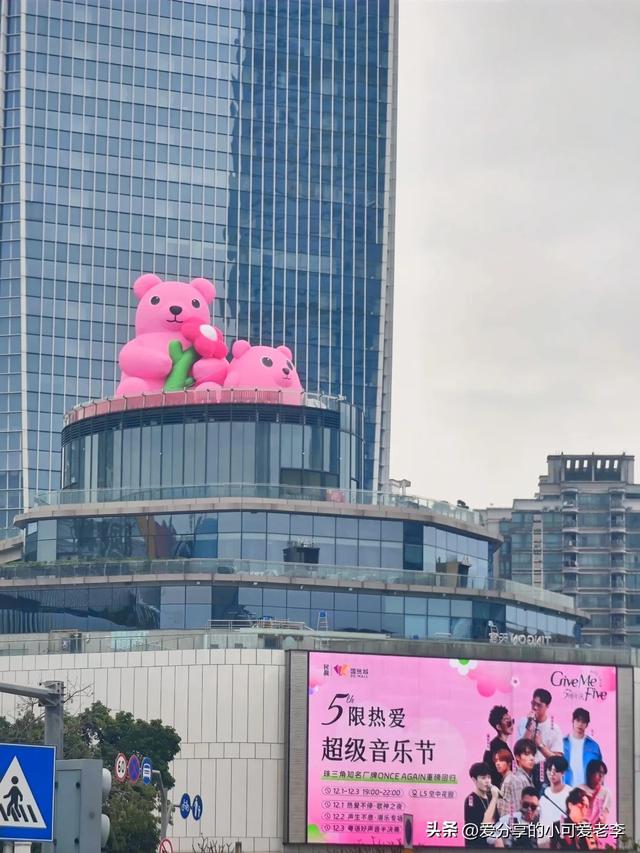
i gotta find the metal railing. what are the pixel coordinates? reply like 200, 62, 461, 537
0, 556, 580, 615
63, 390, 349, 426
0, 528, 22, 542
0, 626, 594, 660
30, 482, 482, 525
208, 618, 309, 632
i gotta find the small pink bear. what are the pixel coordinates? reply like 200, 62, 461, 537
116, 273, 224, 396
224, 341, 303, 403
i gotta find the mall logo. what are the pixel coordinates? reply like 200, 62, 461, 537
323, 663, 369, 679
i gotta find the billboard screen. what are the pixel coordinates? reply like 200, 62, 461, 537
307, 652, 618, 847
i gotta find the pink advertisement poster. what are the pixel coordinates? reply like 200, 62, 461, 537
307, 652, 618, 847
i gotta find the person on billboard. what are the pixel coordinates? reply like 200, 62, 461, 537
579, 760, 611, 826
487, 786, 542, 849
484, 705, 515, 787
539, 756, 571, 848
562, 709, 602, 787
518, 688, 563, 788
493, 749, 517, 818
550, 788, 597, 850
502, 739, 537, 808
464, 762, 501, 848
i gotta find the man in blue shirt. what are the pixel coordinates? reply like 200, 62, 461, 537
562, 708, 602, 787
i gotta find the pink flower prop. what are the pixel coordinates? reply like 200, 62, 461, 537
597, 668, 617, 693
468, 663, 512, 698
182, 317, 228, 359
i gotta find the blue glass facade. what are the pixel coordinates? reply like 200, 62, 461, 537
0, 0, 397, 528
0, 582, 579, 641
0, 1, 23, 530
25, 510, 492, 578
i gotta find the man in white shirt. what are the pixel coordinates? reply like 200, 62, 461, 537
517, 688, 563, 765
538, 755, 571, 848
562, 707, 603, 787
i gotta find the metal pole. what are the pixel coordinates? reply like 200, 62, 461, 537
41, 681, 65, 754
0, 680, 64, 853
152, 769, 170, 838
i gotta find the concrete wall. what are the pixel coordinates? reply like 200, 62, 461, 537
0, 643, 635, 852
0, 648, 287, 853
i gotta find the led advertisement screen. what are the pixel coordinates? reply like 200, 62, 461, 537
307, 652, 618, 847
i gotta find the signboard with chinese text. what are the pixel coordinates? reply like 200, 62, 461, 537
306, 652, 618, 847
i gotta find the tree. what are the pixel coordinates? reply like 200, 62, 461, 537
0, 700, 181, 853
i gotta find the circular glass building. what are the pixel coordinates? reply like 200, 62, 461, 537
10, 393, 586, 644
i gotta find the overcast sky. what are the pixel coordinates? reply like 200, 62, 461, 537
390, 0, 640, 509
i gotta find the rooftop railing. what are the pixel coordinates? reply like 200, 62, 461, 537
30, 482, 482, 526
63, 390, 351, 426
0, 556, 581, 616
0, 625, 596, 660
0, 528, 22, 542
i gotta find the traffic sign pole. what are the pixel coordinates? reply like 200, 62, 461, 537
0, 681, 65, 754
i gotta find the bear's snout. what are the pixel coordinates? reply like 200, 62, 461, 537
169, 305, 183, 316
282, 367, 290, 375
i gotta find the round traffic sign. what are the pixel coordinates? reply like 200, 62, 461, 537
191, 794, 203, 821
114, 752, 127, 783
158, 839, 173, 853
142, 756, 153, 785
127, 753, 141, 784
179, 792, 191, 819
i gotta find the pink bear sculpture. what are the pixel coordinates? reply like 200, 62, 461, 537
116, 274, 228, 396
224, 341, 303, 403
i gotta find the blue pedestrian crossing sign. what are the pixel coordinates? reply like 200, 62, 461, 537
191, 794, 203, 821
0, 743, 55, 842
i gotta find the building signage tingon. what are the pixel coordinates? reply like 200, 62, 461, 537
488, 626, 552, 646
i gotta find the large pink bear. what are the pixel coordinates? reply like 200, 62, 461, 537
224, 341, 303, 403
116, 273, 228, 396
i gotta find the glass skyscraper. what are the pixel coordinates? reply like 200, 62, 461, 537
0, 0, 397, 529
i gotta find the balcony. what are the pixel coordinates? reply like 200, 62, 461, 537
0, 556, 583, 616
609, 493, 625, 509
610, 514, 626, 529
611, 594, 627, 612
28, 483, 482, 526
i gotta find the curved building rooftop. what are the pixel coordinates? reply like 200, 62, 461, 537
6, 395, 587, 645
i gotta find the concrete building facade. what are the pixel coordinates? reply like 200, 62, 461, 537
480, 453, 640, 648
0, 633, 634, 852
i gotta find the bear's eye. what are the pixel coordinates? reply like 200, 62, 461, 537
287, 360, 293, 370
192, 299, 200, 308
261, 357, 273, 368
150, 295, 160, 305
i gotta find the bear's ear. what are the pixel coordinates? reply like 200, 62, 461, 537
190, 277, 216, 304
133, 273, 163, 299
277, 345, 293, 360
232, 340, 251, 359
